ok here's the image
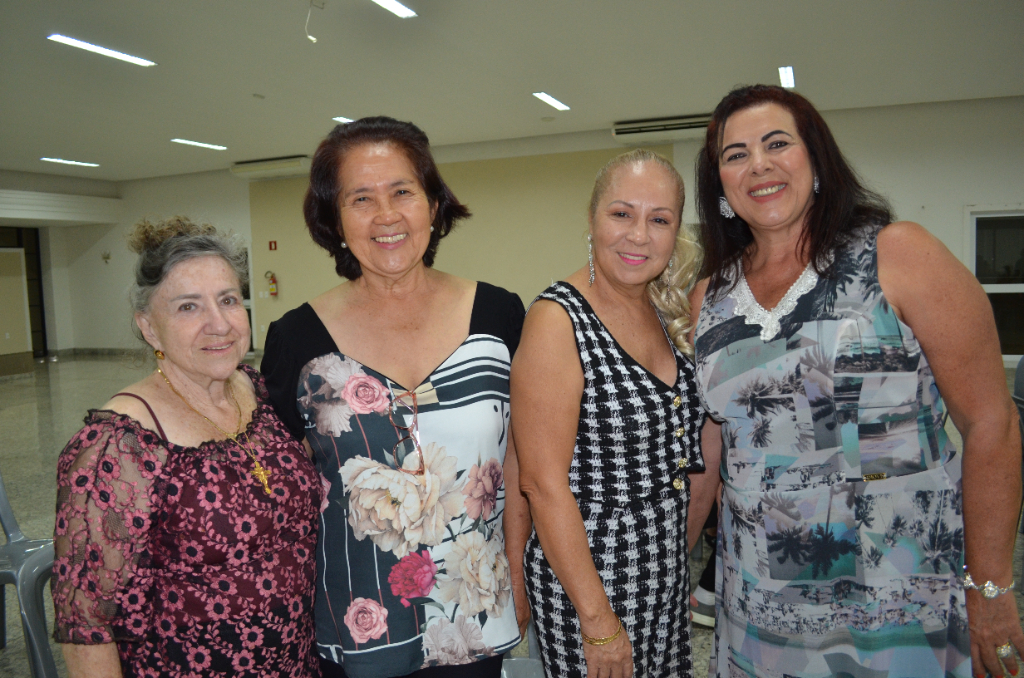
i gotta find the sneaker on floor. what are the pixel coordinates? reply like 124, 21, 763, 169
689, 584, 715, 628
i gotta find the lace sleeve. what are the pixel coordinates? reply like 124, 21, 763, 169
52, 412, 161, 644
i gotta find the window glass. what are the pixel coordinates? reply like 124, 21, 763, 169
988, 293, 1024, 355
976, 216, 1024, 284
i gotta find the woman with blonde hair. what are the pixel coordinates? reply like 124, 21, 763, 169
510, 149, 705, 678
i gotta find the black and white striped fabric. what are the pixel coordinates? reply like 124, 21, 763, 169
523, 282, 705, 678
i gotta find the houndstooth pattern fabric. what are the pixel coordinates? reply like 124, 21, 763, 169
524, 282, 705, 678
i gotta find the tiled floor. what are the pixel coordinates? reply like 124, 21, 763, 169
0, 357, 1018, 677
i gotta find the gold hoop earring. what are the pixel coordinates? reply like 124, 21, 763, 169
154, 350, 165, 360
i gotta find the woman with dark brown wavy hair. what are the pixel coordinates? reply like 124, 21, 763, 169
261, 117, 529, 678
687, 85, 1022, 678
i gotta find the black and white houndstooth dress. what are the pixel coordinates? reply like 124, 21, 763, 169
524, 282, 705, 678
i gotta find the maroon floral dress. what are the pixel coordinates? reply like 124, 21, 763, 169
52, 365, 322, 678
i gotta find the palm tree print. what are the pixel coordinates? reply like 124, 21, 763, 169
750, 417, 772, 448
767, 525, 808, 565
733, 376, 782, 419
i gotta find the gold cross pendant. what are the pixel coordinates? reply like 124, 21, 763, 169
250, 461, 273, 495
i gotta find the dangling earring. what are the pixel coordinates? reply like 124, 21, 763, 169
813, 176, 820, 194
719, 196, 736, 219
662, 257, 674, 284
154, 349, 165, 360
587, 234, 595, 286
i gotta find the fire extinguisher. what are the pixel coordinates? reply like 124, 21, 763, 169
265, 271, 278, 297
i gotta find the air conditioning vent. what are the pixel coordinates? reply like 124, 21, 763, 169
611, 114, 712, 144
230, 155, 310, 180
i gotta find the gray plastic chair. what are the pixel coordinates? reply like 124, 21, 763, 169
1014, 356, 1024, 535
502, 621, 545, 678
0, 465, 58, 678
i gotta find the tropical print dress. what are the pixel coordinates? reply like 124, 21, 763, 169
261, 282, 525, 678
694, 224, 971, 678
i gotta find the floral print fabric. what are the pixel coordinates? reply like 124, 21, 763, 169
52, 365, 322, 678
694, 225, 971, 678
295, 341, 521, 677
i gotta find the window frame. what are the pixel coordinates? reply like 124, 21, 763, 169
964, 203, 1024, 366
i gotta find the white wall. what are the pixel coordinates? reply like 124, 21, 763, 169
672, 96, 1024, 263
50, 170, 252, 349
27, 94, 1024, 350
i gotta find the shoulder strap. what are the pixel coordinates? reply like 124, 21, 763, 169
112, 392, 167, 440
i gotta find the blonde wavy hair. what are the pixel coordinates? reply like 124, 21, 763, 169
589, 149, 702, 356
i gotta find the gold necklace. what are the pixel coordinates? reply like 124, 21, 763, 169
157, 367, 273, 496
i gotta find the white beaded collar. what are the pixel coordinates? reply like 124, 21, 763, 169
728, 262, 819, 342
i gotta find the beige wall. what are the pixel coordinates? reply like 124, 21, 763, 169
249, 176, 339, 346
248, 145, 673, 349
0, 249, 31, 356
436, 145, 674, 305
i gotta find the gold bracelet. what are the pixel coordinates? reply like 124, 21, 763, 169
581, 617, 622, 646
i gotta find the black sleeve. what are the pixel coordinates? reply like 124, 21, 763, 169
260, 320, 305, 442
260, 303, 337, 442
505, 292, 526, 360
469, 282, 526, 359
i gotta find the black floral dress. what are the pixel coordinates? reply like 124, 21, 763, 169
261, 282, 525, 678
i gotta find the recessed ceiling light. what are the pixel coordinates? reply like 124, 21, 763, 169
779, 66, 795, 89
333, 116, 354, 123
171, 138, 227, 151
41, 157, 99, 167
370, 0, 417, 18
47, 34, 156, 67
533, 92, 570, 111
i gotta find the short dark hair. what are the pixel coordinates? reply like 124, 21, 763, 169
304, 116, 471, 280
695, 84, 893, 295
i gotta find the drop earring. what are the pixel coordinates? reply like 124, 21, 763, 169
587, 234, 595, 286
719, 196, 736, 219
662, 257, 674, 283
813, 176, 820, 194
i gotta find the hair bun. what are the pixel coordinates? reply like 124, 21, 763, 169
127, 217, 217, 254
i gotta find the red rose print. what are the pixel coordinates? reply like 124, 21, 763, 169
388, 550, 438, 607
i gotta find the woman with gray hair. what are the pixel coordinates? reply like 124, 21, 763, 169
51, 217, 322, 678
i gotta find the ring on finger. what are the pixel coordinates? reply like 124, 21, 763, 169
996, 642, 1014, 659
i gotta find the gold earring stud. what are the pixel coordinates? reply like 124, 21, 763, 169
154, 350, 165, 360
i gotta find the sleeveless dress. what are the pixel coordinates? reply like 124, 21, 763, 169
694, 225, 970, 678
261, 282, 525, 678
52, 365, 322, 678
523, 282, 705, 678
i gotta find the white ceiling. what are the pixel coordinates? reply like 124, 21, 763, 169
2, 0, 1022, 182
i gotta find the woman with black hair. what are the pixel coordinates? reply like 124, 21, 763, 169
261, 117, 529, 678
687, 86, 1022, 678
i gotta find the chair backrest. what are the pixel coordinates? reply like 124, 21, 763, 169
1015, 356, 1024, 441
0, 465, 25, 543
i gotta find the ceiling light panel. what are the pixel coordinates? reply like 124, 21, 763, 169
47, 34, 156, 67
533, 92, 570, 111
779, 66, 795, 88
370, 0, 417, 18
41, 157, 99, 167
171, 138, 227, 151
333, 116, 354, 123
